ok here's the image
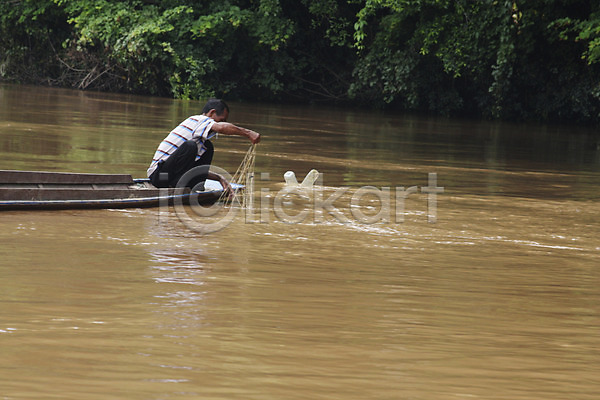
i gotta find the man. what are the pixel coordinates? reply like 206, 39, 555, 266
147, 99, 260, 193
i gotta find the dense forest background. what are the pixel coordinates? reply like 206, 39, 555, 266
1, 0, 599, 123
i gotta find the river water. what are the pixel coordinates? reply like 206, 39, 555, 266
0, 84, 599, 399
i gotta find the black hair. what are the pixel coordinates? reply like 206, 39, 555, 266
202, 98, 229, 116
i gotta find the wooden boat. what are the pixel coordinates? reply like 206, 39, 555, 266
0, 170, 239, 210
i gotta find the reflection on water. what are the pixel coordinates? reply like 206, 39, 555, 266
0, 84, 599, 399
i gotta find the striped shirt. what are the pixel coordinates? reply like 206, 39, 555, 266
147, 115, 217, 177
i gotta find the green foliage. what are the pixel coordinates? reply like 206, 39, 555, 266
1, 0, 599, 123
550, 1, 600, 65
349, 0, 600, 122
0, 0, 68, 81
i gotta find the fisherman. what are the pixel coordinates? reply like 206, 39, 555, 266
147, 98, 260, 192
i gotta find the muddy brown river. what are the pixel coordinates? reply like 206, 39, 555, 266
0, 84, 599, 399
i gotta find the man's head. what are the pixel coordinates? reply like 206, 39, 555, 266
202, 98, 229, 122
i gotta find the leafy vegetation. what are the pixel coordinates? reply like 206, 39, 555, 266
1, 0, 599, 123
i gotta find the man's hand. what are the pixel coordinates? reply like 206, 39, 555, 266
207, 171, 233, 198
219, 176, 233, 199
248, 130, 261, 144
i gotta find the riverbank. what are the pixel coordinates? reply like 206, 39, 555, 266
2, 1, 599, 124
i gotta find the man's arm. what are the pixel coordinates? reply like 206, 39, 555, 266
211, 122, 261, 144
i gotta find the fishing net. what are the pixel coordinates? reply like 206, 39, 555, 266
221, 143, 256, 209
